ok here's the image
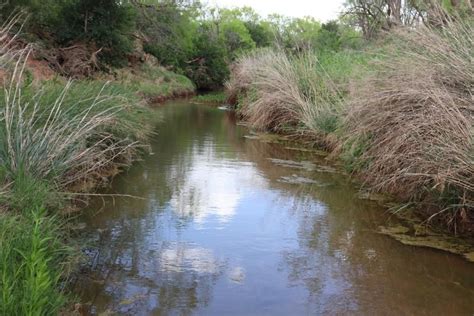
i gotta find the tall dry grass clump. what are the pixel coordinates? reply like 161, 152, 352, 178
226, 49, 344, 146
346, 18, 474, 228
226, 49, 301, 131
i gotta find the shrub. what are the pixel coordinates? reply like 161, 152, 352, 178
0, 0, 68, 34
186, 25, 229, 90
56, 0, 136, 67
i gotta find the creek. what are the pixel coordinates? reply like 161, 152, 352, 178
74, 101, 474, 315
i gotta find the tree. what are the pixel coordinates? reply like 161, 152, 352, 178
244, 21, 272, 47
134, 0, 199, 69
343, 0, 425, 39
57, 0, 136, 66
316, 21, 342, 52
284, 17, 321, 51
0, 0, 73, 35
185, 24, 229, 90
219, 15, 256, 58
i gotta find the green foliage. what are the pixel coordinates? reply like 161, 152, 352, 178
218, 8, 257, 58
57, 0, 136, 66
186, 24, 229, 90
193, 91, 227, 104
2, 0, 367, 87
1, 0, 137, 66
0, 208, 69, 316
284, 17, 321, 50
115, 63, 195, 98
341, 135, 371, 172
315, 49, 370, 87
0, 0, 71, 33
138, 0, 198, 70
316, 21, 342, 52
7, 173, 57, 212
221, 18, 256, 59
244, 21, 272, 47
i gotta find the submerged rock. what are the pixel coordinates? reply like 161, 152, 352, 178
267, 158, 316, 171
243, 133, 288, 144
228, 266, 246, 284
217, 105, 231, 111
267, 158, 341, 174
464, 252, 474, 261
378, 225, 474, 263
284, 146, 328, 156
357, 191, 389, 203
278, 174, 327, 185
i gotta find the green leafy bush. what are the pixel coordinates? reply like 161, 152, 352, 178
56, 0, 136, 66
186, 24, 230, 90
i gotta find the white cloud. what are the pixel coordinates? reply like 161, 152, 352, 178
207, 0, 345, 22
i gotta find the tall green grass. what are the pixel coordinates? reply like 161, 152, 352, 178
0, 79, 152, 314
0, 75, 154, 192
0, 35, 157, 313
0, 208, 70, 315
193, 91, 227, 104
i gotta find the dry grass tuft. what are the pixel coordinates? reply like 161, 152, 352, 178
346, 18, 474, 228
226, 49, 344, 147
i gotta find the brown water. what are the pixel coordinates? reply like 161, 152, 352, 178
75, 101, 474, 315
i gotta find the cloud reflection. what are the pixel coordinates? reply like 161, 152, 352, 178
159, 243, 222, 275
169, 141, 265, 225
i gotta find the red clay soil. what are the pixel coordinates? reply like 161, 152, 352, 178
26, 56, 56, 82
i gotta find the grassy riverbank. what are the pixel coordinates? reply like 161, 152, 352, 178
0, 40, 195, 314
226, 17, 474, 234
192, 91, 227, 104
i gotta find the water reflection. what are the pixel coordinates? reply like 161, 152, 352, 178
75, 102, 474, 315
159, 243, 223, 274
169, 143, 264, 226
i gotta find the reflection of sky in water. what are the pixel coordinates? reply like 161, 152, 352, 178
159, 243, 221, 274
169, 140, 267, 226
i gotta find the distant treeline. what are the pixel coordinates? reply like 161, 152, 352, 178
0, 0, 366, 89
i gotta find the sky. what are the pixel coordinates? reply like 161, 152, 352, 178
207, 0, 346, 22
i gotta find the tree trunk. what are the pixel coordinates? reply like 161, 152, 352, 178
388, 0, 402, 25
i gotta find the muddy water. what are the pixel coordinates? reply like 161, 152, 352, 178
75, 101, 474, 315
